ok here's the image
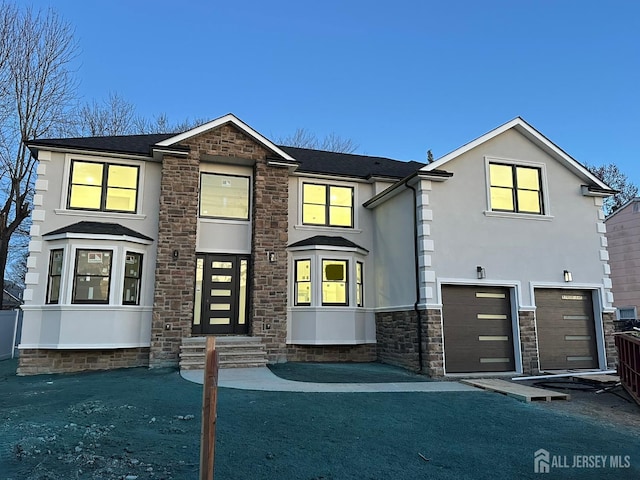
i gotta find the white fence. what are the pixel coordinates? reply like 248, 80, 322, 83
0, 309, 22, 360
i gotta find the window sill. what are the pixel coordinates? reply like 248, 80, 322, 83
55, 209, 147, 221
483, 211, 554, 221
294, 224, 362, 234
199, 217, 250, 225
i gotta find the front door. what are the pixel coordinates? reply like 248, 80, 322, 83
193, 254, 250, 335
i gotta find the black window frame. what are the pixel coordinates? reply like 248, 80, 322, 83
122, 252, 143, 305
356, 261, 364, 308
321, 259, 349, 306
46, 249, 64, 304
71, 249, 113, 304
67, 159, 140, 213
294, 258, 312, 306
489, 163, 544, 215
302, 182, 354, 228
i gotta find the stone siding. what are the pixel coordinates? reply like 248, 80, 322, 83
602, 311, 618, 369
518, 310, 539, 375
17, 348, 150, 375
375, 308, 444, 376
150, 123, 288, 368
286, 344, 376, 363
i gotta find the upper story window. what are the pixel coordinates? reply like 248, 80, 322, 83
68, 160, 139, 213
489, 163, 543, 214
200, 173, 250, 220
72, 249, 113, 304
302, 183, 353, 227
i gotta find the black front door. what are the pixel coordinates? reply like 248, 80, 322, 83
193, 254, 250, 335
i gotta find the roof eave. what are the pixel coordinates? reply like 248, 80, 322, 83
364, 171, 453, 209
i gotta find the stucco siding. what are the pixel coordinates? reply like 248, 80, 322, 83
426, 129, 609, 308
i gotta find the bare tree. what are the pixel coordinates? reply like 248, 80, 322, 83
586, 163, 638, 215
0, 4, 78, 307
277, 127, 359, 153
76, 92, 136, 136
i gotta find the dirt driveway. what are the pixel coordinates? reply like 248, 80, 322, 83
1, 359, 638, 479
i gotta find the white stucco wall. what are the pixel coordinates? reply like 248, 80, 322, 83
22, 150, 161, 349
371, 129, 612, 311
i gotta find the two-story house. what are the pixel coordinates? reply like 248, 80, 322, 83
17, 114, 618, 376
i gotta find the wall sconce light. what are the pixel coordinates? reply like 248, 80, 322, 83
172, 249, 179, 260
477, 266, 486, 279
268, 251, 276, 263
563, 270, 573, 282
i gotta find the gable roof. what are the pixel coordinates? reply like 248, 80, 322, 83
25, 115, 424, 181
604, 197, 640, 221
43, 221, 153, 241
156, 113, 295, 161
424, 117, 611, 190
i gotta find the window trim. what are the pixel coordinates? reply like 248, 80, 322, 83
356, 261, 364, 308
484, 156, 551, 218
67, 159, 140, 214
294, 259, 312, 306
71, 248, 114, 304
122, 251, 143, 305
46, 249, 64, 304
616, 306, 637, 321
199, 172, 251, 221
321, 259, 349, 306
301, 181, 355, 228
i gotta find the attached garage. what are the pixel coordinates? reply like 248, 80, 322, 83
535, 289, 598, 370
442, 285, 515, 373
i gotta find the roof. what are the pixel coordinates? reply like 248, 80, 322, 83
288, 235, 368, 252
43, 221, 153, 241
279, 146, 424, 179
424, 117, 611, 190
26, 114, 424, 180
604, 197, 640, 221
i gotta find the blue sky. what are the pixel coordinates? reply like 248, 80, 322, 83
24, 0, 640, 185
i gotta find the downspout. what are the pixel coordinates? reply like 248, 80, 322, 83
405, 178, 424, 373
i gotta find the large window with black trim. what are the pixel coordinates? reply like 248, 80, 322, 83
489, 163, 543, 214
68, 160, 139, 213
46, 249, 64, 304
302, 183, 353, 227
200, 173, 250, 220
72, 249, 113, 304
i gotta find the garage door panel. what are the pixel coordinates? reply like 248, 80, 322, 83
535, 288, 598, 370
442, 285, 515, 373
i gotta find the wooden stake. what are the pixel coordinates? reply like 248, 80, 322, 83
199, 337, 218, 480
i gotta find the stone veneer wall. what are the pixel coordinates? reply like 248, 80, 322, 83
287, 344, 376, 363
17, 348, 150, 375
375, 308, 444, 377
518, 311, 539, 375
250, 146, 289, 363
150, 123, 286, 367
602, 311, 618, 369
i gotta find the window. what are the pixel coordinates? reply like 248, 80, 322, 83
200, 173, 250, 220
617, 307, 637, 321
68, 160, 139, 213
294, 259, 311, 305
46, 249, 64, 304
489, 163, 543, 214
72, 249, 112, 303
302, 183, 353, 227
356, 261, 363, 307
123, 252, 143, 305
322, 259, 348, 305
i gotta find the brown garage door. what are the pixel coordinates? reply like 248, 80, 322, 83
535, 289, 598, 370
442, 285, 515, 373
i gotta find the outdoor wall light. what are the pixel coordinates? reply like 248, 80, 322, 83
477, 266, 486, 279
268, 251, 276, 263
563, 270, 573, 282
172, 249, 179, 260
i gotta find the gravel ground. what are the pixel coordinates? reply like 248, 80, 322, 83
1, 359, 639, 479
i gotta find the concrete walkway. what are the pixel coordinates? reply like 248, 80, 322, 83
180, 367, 479, 392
